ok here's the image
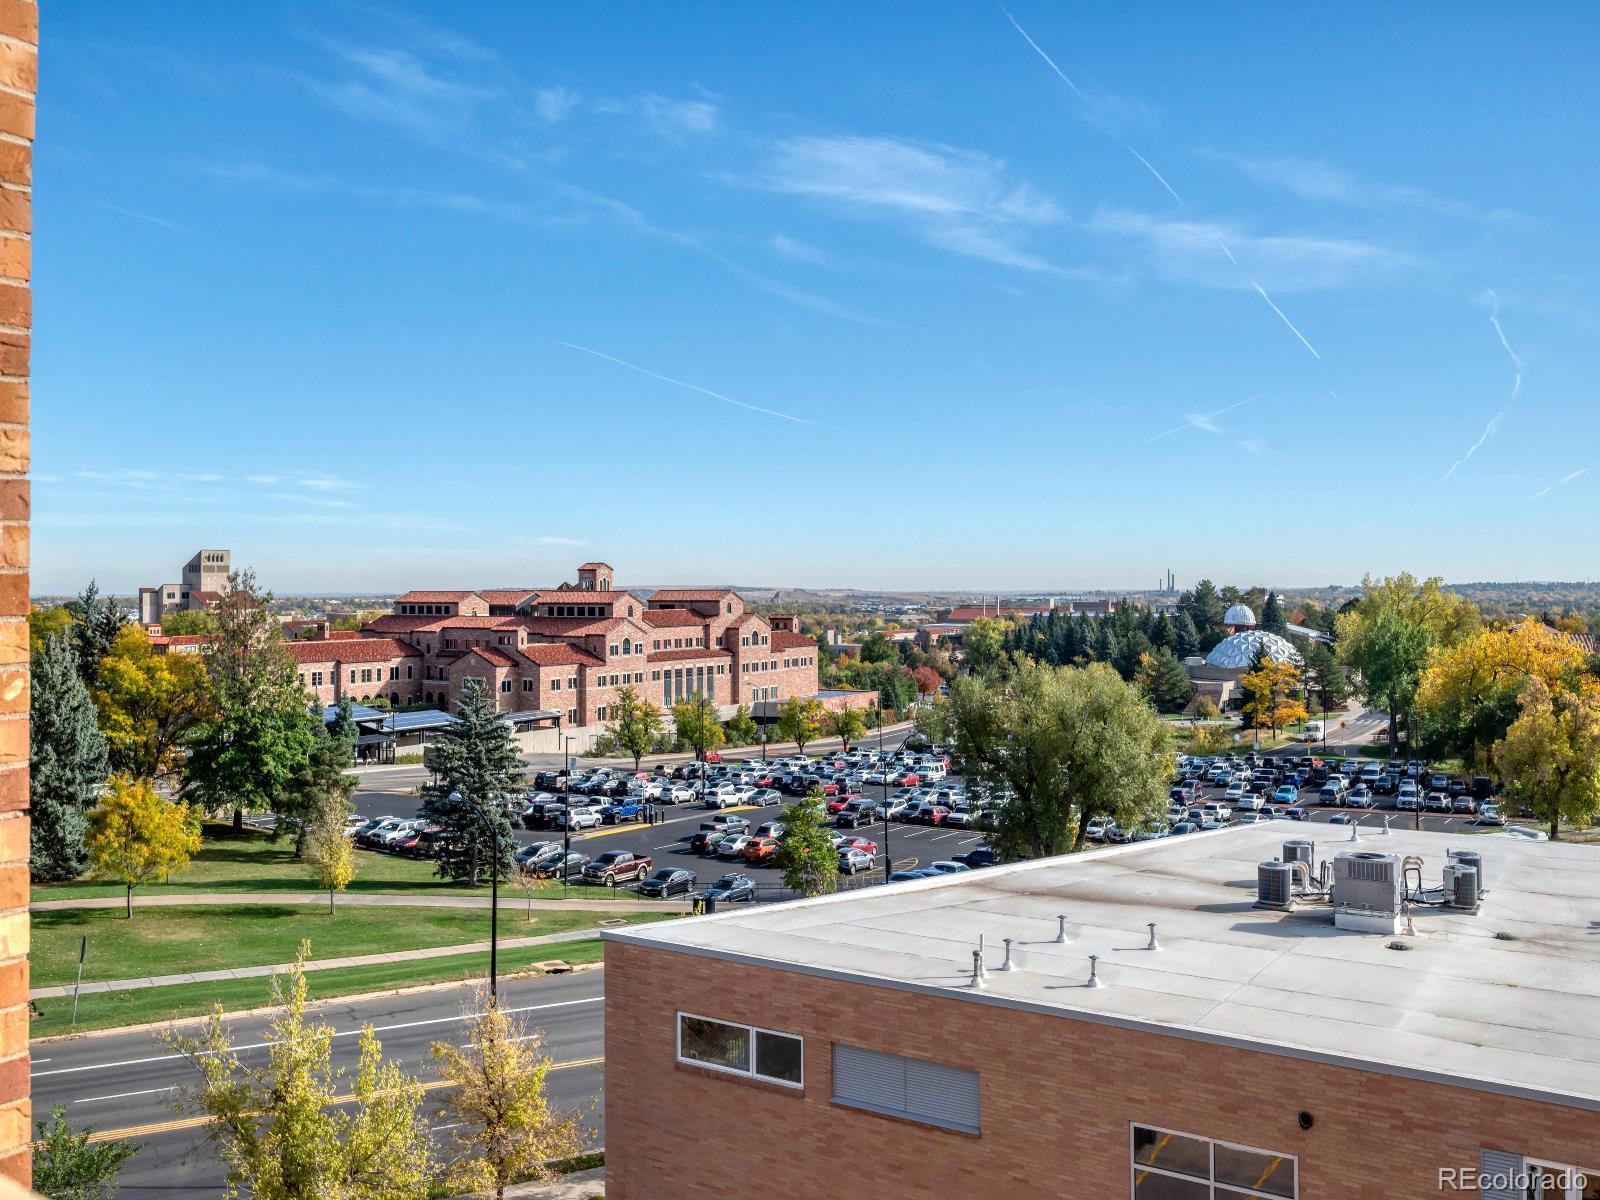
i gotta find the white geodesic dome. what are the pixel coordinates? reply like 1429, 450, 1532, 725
1222, 604, 1256, 627
1205, 629, 1302, 670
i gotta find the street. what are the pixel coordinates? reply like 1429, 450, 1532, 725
32, 971, 606, 1197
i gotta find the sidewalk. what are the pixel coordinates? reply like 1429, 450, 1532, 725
30, 891, 688, 914
29, 924, 611, 1001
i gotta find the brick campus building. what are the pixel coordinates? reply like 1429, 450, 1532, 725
289, 562, 823, 728
604, 823, 1600, 1199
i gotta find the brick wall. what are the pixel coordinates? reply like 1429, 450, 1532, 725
604, 941, 1600, 1200
0, 2, 31, 1184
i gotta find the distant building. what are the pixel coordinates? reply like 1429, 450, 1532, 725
138, 548, 230, 625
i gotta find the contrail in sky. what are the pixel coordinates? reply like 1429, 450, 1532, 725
1249, 281, 1322, 359
1145, 394, 1259, 443
1439, 410, 1504, 483
558, 342, 836, 429
997, 5, 1324, 364
1530, 459, 1600, 500
1440, 292, 1523, 483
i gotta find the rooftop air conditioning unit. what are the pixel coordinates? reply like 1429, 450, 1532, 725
1442, 862, 1481, 912
1333, 851, 1401, 934
1256, 861, 1295, 910
1448, 849, 1486, 896
1282, 840, 1314, 868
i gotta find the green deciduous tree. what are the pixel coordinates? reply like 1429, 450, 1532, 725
1494, 679, 1600, 841
671, 692, 724, 760
776, 696, 826, 753
858, 631, 898, 664
87, 774, 202, 916
961, 617, 1008, 675
28, 604, 73, 659
605, 684, 662, 769
31, 1103, 139, 1200
430, 988, 590, 1200
825, 706, 866, 751
158, 609, 218, 637
182, 570, 316, 833
419, 679, 522, 885
949, 660, 1171, 857
30, 632, 108, 881
162, 945, 434, 1200
776, 792, 839, 897
724, 703, 760, 746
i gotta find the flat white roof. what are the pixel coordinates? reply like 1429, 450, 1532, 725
608, 822, 1600, 1109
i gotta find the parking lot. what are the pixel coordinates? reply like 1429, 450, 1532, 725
349, 736, 1522, 904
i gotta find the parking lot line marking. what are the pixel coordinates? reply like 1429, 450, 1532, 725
574, 824, 649, 842
652, 843, 681, 850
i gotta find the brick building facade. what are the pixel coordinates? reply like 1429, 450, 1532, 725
313, 562, 822, 727
0, 4, 33, 1183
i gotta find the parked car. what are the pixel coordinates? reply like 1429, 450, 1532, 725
1470, 775, 1495, 801
926, 860, 970, 874
558, 806, 602, 831
637, 868, 696, 898
701, 814, 750, 833
599, 800, 647, 825
702, 873, 756, 902
533, 852, 590, 880
1476, 804, 1506, 826
1424, 791, 1452, 813
838, 847, 874, 874
718, 834, 753, 859
582, 851, 652, 886
514, 841, 562, 867
1451, 795, 1477, 815
1272, 784, 1299, 806
742, 836, 780, 865
954, 846, 1000, 868
1282, 807, 1309, 821
1345, 785, 1374, 809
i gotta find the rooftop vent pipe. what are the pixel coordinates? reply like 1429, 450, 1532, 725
1146, 922, 1161, 951
1055, 914, 1069, 944
1087, 955, 1103, 988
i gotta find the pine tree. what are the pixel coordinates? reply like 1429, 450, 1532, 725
1183, 579, 1225, 645
63, 580, 126, 689
1261, 590, 1288, 635
30, 633, 108, 880
1135, 647, 1196, 713
1171, 611, 1200, 659
419, 679, 522, 885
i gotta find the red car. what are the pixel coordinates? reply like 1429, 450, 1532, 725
920, 805, 951, 825
825, 795, 854, 815
838, 836, 878, 855
897, 771, 923, 788
754, 773, 777, 788
703, 751, 722, 763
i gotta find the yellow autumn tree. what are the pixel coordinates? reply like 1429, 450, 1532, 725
94, 625, 214, 781
87, 774, 202, 917
1416, 620, 1591, 768
1495, 679, 1600, 840
1240, 657, 1307, 738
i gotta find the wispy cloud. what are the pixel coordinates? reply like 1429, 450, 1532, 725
96, 203, 195, 235
1442, 290, 1525, 484
1089, 209, 1403, 293
1145, 394, 1258, 443
559, 341, 838, 429
1236, 438, 1267, 457
529, 535, 589, 546
1202, 150, 1515, 223
768, 234, 830, 265
757, 135, 1068, 273
595, 88, 721, 138
1438, 411, 1504, 484
1530, 460, 1600, 501
533, 85, 581, 123
302, 43, 501, 142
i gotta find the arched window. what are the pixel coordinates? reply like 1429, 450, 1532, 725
622, 638, 632, 655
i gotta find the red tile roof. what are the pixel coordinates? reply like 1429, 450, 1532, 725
478, 589, 539, 607
396, 590, 484, 604
649, 589, 738, 602
518, 643, 605, 668
517, 616, 628, 637
640, 608, 703, 628
325, 630, 362, 640
577, 562, 612, 570
149, 634, 211, 647
646, 647, 731, 663
284, 638, 420, 664
464, 646, 517, 668
362, 615, 441, 634
770, 630, 816, 651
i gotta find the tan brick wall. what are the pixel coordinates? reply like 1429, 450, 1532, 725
0, 2, 30, 1184
604, 941, 1600, 1200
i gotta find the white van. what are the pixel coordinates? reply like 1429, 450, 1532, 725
1300, 721, 1324, 743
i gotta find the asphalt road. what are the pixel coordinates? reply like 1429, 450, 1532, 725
32, 970, 606, 1198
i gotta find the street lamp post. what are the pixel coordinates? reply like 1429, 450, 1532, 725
561, 734, 575, 900
879, 720, 890, 884
461, 796, 502, 1005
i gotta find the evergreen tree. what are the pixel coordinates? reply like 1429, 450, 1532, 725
1135, 647, 1196, 713
1171, 611, 1200, 658
1183, 579, 1226, 646
286, 703, 357, 859
1300, 641, 1348, 716
63, 580, 126, 689
30, 633, 108, 880
1261, 590, 1288, 635
419, 679, 522, 885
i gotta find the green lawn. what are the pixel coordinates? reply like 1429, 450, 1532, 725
31, 903, 665, 990
30, 938, 615, 1039
31, 824, 576, 903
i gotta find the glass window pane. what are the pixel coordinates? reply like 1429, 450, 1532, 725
678, 1016, 749, 1073
1133, 1170, 1209, 1200
1581, 1166, 1600, 1200
754, 1030, 803, 1085
1133, 1127, 1210, 1181
1215, 1143, 1296, 1198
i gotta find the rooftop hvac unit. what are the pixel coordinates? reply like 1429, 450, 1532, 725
1442, 862, 1481, 912
1282, 839, 1314, 868
1333, 851, 1402, 934
1256, 860, 1296, 910
1448, 849, 1486, 896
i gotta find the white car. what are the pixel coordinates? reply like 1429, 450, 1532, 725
1085, 817, 1113, 841
559, 807, 601, 830
666, 784, 697, 804
1235, 811, 1269, 825
636, 778, 666, 800
1224, 781, 1247, 802
717, 834, 753, 858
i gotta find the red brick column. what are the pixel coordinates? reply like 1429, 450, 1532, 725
0, 0, 33, 1185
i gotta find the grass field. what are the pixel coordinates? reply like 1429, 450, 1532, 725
30, 824, 581, 903
31, 903, 665, 990
30, 938, 613, 1039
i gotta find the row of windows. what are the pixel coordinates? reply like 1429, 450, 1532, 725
739, 633, 771, 647
649, 636, 707, 651
648, 665, 726, 681
1131, 1124, 1297, 1199
299, 665, 413, 688
398, 603, 456, 616
545, 604, 617, 618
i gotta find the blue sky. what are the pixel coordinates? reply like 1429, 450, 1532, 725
33, 2, 1600, 594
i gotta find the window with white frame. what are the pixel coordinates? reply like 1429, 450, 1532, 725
1131, 1124, 1297, 1199
676, 1013, 802, 1087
